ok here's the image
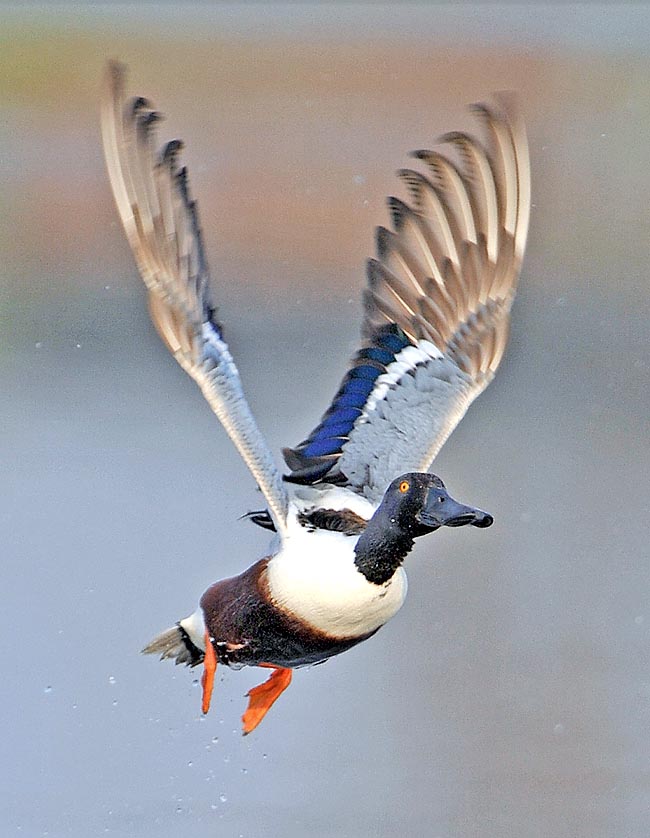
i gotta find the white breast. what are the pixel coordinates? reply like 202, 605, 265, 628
265, 514, 408, 640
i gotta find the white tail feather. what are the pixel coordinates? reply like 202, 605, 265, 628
142, 625, 201, 666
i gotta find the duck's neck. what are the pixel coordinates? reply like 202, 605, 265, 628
354, 518, 414, 585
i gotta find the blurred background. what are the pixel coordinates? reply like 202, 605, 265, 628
2, 4, 650, 837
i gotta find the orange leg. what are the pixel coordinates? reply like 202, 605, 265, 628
241, 664, 292, 735
201, 631, 217, 715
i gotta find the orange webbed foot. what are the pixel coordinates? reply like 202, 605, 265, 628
201, 631, 217, 715
242, 665, 292, 735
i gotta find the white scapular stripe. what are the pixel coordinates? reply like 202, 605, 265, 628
362, 340, 443, 417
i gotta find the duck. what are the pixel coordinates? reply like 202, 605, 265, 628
101, 61, 530, 735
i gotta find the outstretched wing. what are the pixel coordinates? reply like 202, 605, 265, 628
284, 96, 530, 504
101, 61, 289, 535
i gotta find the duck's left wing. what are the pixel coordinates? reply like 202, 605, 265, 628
284, 97, 529, 504
101, 62, 289, 535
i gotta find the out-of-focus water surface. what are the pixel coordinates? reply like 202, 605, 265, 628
2, 5, 650, 837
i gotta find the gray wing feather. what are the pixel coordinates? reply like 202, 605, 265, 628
285, 96, 530, 503
339, 358, 475, 496
101, 62, 289, 534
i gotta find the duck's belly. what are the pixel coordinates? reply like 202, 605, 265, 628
265, 530, 408, 641
232, 623, 376, 669
199, 559, 382, 669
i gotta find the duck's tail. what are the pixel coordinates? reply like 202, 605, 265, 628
142, 621, 204, 667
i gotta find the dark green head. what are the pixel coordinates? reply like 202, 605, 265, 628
386, 472, 493, 532
354, 472, 493, 584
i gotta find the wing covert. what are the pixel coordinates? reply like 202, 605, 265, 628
284, 97, 530, 503
101, 62, 289, 534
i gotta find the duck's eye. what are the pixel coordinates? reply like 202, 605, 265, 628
437, 496, 445, 503
399, 480, 410, 493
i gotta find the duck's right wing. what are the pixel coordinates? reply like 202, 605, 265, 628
101, 62, 289, 536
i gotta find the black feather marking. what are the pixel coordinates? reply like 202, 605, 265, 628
240, 509, 276, 532
298, 508, 367, 535
177, 623, 204, 667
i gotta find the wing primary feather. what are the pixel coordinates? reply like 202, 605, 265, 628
440, 130, 499, 263
387, 197, 445, 288
397, 169, 462, 269
411, 150, 477, 246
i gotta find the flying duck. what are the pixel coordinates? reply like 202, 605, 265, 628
101, 62, 530, 735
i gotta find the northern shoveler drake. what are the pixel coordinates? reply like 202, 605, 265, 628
101, 62, 530, 735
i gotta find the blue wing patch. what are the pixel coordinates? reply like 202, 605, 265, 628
283, 324, 413, 483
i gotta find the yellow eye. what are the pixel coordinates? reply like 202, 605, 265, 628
399, 480, 410, 493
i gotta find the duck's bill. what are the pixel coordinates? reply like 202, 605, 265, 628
418, 488, 493, 530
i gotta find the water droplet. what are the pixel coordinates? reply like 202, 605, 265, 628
223, 754, 230, 764
187, 761, 193, 767
35, 342, 42, 349
211, 736, 219, 744
44, 686, 53, 694
104, 285, 111, 291
210, 804, 218, 811
108, 675, 116, 685
219, 793, 227, 803
75, 343, 82, 349
241, 767, 248, 775
262, 753, 268, 760
553, 723, 565, 736
175, 806, 183, 814
112, 700, 118, 707
635, 615, 644, 625
72, 703, 78, 710
192, 679, 199, 688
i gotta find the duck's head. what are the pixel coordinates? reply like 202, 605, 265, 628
385, 472, 493, 534
354, 472, 492, 584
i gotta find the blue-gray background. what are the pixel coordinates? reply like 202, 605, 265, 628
2, 5, 650, 837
